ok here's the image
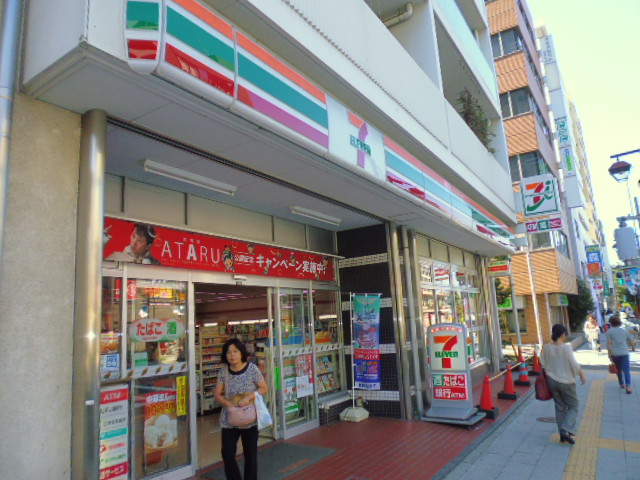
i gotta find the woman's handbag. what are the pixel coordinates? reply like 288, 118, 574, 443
535, 369, 552, 401
225, 367, 257, 427
609, 362, 618, 374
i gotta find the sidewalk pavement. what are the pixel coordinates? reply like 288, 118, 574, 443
441, 344, 640, 480
194, 343, 640, 480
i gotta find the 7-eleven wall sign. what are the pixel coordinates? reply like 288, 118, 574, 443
521, 174, 560, 217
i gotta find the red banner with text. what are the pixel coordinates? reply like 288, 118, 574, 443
103, 217, 335, 281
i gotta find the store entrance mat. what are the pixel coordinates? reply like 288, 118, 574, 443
201, 443, 336, 480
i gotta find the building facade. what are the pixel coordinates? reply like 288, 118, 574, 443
0, 0, 517, 479
487, 0, 578, 345
537, 28, 613, 316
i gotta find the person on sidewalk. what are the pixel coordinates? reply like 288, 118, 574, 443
583, 315, 600, 353
215, 338, 268, 480
541, 324, 586, 445
605, 314, 634, 394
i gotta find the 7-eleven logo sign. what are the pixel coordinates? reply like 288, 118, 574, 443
522, 174, 560, 217
434, 335, 458, 369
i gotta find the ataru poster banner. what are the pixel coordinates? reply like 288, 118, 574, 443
353, 294, 381, 390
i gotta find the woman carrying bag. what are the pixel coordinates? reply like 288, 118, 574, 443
583, 315, 600, 352
540, 324, 586, 445
215, 338, 268, 480
606, 314, 634, 394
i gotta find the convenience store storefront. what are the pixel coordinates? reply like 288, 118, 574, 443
100, 217, 345, 479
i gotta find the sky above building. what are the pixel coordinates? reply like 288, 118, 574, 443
527, 0, 640, 264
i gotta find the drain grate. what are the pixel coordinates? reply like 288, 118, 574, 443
536, 417, 556, 423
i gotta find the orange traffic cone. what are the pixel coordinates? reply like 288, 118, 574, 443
477, 375, 499, 419
529, 350, 542, 376
517, 347, 525, 364
514, 362, 531, 386
498, 364, 520, 400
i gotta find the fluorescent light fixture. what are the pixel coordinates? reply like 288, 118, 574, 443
318, 314, 337, 320
203, 322, 218, 327
143, 159, 237, 196
290, 206, 341, 226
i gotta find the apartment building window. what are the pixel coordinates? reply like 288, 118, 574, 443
500, 88, 530, 117
555, 231, 570, 257
508, 152, 549, 182
530, 232, 552, 249
517, 0, 536, 46
500, 88, 553, 145
491, 28, 523, 58
524, 48, 544, 92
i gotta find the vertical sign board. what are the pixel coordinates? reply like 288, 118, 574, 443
425, 323, 476, 420
99, 385, 129, 480
353, 294, 382, 390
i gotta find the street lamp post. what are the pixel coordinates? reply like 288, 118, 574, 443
608, 160, 633, 215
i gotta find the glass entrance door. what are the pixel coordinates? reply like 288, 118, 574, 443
273, 288, 319, 439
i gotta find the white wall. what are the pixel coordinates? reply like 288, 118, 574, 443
0, 95, 81, 479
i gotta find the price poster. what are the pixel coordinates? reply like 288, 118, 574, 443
353, 294, 381, 390
144, 391, 178, 455
99, 385, 129, 480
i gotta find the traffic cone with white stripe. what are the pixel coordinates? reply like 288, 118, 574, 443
514, 362, 531, 386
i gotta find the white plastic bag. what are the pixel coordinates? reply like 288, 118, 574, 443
255, 393, 273, 430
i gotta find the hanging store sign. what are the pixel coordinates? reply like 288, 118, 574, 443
521, 174, 561, 217
525, 217, 562, 233
586, 244, 603, 277
104, 217, 335, 281
488, 259, 510, 276
353, 294, 381, 390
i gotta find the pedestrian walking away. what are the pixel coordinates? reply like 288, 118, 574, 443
583, 315, 600, 353
214, 338, 268, 480
605, 314, 634, 394
540, 324, 586, 445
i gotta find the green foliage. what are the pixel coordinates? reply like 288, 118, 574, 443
494, 278, 512, 307
617, 284, 636, 308
567, 279, 596, 330
457, 88, 496, 154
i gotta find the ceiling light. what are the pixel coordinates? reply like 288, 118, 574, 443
290, 206, 341, 227
143, 159, 237, 196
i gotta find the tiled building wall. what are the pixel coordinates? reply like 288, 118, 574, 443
337, 224, 402, 418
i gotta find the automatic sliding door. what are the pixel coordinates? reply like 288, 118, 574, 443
274, 288, 318, 438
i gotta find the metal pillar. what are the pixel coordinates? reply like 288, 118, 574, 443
0, 0, 24, 279
401, 226, 423, 414
509, 271, 522, 347
525, 249, 544, 346
71, 110, 107, 480
387, 223, 411, 419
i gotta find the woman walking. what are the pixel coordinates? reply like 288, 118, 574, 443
541, 324, 586, 445
606, 314, 634, 394
583, 315, 600, 352
215, 338, 268, 480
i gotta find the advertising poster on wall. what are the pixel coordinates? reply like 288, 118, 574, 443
103, 217, 335, 281
99, 385, 129, 480
353, 294, 381, 390
144, 391, 178, 455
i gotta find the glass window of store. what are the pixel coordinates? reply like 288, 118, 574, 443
418, 241, 487, 363
101, 276, 191, 480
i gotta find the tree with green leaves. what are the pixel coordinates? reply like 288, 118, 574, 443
567, 279, 596, 331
